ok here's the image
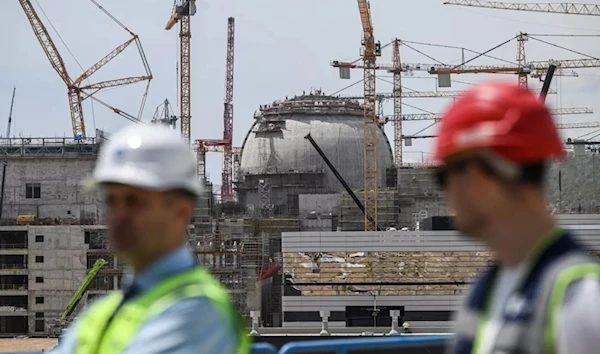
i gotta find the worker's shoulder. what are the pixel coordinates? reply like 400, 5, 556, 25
156, 295, 237, 328
554, 257, 600, 286
552, 253, 600, 283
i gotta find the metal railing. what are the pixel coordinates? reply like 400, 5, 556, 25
276, 335, 449, 354
251, 343, 278, 354
0, 284, 27, 290
0, 243, 28, 249
0, 264, 27, 270
0, 335, 449, 354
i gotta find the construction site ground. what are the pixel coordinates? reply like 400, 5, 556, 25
0, 338, 57, 351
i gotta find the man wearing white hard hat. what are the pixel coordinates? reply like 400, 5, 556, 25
52, 124, 250, 354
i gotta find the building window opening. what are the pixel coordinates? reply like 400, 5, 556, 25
0, 295, 27, 309
0, 316, 28, 334
35, 256, 44, 263
35, 296, 44, 304
0, 275, 28, 290
34, 312, 45, 332
0, 230, 28, 249
35, 277, 43, 283
25, 183, 41, 199
35, 235, 44, 242
0, 255, 27, 269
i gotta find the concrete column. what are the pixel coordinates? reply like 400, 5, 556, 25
249, 310, 260, 336
388, 310, 400, 335
319, 310, 330, 336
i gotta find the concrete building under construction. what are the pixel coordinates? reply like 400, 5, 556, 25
1, 92, 600, 336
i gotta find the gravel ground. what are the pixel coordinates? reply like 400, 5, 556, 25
0, 338, 57, 352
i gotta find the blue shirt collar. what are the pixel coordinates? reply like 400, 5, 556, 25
122, 245, 197, 294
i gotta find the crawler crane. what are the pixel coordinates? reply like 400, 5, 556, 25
18, 0, 152, 139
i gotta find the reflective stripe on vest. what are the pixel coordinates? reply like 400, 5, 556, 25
74, 267, 251, 354
446, 230, 599, 354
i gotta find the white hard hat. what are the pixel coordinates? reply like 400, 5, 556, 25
86, 124, 202, 196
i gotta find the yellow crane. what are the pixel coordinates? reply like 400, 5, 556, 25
429, 54, 600, 76
444, 1, 600, 87
18, 0, 152, 139
166, 0, 197, 145
443, 1, 600, 16
333, 42, 575, 166
357, 0, 382, 232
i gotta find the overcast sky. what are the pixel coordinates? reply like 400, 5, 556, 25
2, 0, 600, 186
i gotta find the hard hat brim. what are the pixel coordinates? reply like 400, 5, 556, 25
83, 164, 202, 197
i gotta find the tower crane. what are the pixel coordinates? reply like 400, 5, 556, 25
197, 17, 236, 202
221, 17, 236, 202
151, 99, 178, 129
339, 87, 557, 100
429, 54, 600, 76
166, 0, 197, 145
333, 39, 577, 165
391, 40, 403, 167
443, 1, 600, 16
356, 0, 381, 232
18, 0, 152, 139
389, 107, 592, 122
404, 121, 600, 140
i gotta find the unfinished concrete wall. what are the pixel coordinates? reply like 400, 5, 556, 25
298, 194, 340, 217
0, 158, 102, 222
22, 226, 87, 334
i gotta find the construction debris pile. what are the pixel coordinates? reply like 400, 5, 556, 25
284, 251, 494, 296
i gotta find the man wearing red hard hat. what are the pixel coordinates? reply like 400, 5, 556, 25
434, 81, 600, 354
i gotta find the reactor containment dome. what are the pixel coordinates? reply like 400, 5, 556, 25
237, 91, 394, 216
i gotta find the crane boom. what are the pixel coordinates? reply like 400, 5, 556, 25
18, 0, 70, 84
0, 87, 17, 220
18, 0, 86, 138
340, 88, 557, 100
357, 0, 379, 232
443, 1, 600, 16
431, 57, 600, 75
20, 0, 152, 138
406, 121, 600, 140
72, 36, 137, 86
61, 258, 108, 321
390, 107, 592, 121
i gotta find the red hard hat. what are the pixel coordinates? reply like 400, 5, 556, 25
433, 80, 565, 164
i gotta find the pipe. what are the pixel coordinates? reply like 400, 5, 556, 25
304, 133, 381, 231
539, 64, 557, 102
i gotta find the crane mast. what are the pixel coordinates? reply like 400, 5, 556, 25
357, 0, 380, 231
166, 0, 196, 145
517, 32, 528, 88
180, 15, 191, 145
195, 17, 237, 202
392, 39, 403, 166
222, 17, 236, 202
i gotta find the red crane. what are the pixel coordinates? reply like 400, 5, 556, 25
197, 17, 236, 202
